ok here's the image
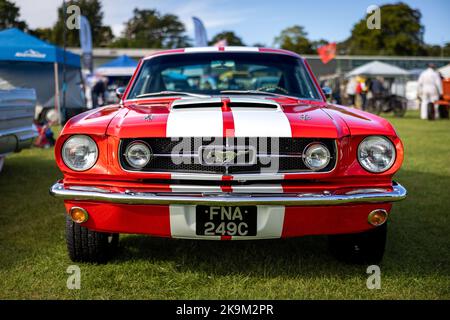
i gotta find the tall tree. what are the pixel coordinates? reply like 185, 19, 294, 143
113, 9, 190, 48
311, 39, 329, 51
51, 0, 113, 47
30, 27, 54, 41
0, 0, 28, 30
209, 31, 245, 46
252, 42, 266, 48
273, 25, 313, 54
425, 42, 450, 57
345, 3, 427, 56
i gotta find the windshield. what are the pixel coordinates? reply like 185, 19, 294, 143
126, 52, 322, 100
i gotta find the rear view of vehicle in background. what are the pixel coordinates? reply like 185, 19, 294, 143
0, 88, 38, 172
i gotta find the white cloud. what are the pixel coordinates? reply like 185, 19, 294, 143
170, 0, 247, 33
103, 0, 248, 38
12, 0, 248, 40
111, 23, 125, 37
13, 0, 61, 28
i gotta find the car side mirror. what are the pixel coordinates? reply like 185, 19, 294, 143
322, 86, 332, 100
116, 87, 125, 100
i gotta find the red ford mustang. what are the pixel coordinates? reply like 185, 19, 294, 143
50, 47, 406, 264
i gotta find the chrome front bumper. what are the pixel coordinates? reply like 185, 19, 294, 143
49, 181, 407, 206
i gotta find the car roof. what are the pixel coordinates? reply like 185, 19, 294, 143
142, 46, 302, 60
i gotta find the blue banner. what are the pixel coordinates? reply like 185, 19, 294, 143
192, 17, 208, 47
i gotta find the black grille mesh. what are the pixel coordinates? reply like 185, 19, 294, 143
119, 137, 336, 174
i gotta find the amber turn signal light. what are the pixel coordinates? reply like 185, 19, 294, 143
69, 207, 89, 224
368, 209, 388, 227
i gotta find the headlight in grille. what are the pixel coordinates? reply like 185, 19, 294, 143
124, 141, 152, 169
302, 143, 331, 170
358, 136, 396, 173
62, 135, 98, 171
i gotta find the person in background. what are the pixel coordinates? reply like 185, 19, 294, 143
91, 76, 106, 108
369, 76, 385, 98
332, 78, 342, 105
33, 119, 55, 148
355, 77, 362, 105
346, 77, 357, 106
417, 63, 443, 120
356, 76, 368, 110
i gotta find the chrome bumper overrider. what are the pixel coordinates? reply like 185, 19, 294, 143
49, 181, 407, 206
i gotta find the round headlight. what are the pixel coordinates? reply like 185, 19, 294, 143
125, 141, 152, 169
303, 143, 331, 170
62, 135, 98, 171
358, 136, 396, 173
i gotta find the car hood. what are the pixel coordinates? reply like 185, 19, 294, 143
102, 97, 396, 139
107, 97, 346, 138
60, 97, 397, 139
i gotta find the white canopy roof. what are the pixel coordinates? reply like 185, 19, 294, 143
95, 66, 136, 77
346, 60, 410, 78
438, 64, 450, 78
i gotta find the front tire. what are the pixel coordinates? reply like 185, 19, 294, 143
328, 223, 387, 264
65, 215, 119, 263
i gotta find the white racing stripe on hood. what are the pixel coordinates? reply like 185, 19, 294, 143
166, 107, 223, 137
231, 107, 292, 137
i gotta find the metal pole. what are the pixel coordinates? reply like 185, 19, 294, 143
54, 62, 60, 123
62, 0, 67, 124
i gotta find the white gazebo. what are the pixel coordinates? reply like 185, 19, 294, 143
438, 64, 450, 78
346, 60, 410, 78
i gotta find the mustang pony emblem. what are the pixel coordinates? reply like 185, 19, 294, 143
202, 148, 251, 165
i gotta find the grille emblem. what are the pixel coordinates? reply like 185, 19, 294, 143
207, 150, 246, 164
200, 146, 256, 166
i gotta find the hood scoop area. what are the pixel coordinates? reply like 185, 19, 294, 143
171, 97, 281, 110
228, 97, 280, 110
171, 97, 222, 109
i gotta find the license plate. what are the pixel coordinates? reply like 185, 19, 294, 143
196, 206, 257, 236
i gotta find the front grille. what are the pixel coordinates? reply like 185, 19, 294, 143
119, 137, 336, 174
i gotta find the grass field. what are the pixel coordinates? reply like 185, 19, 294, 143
0, 111, 449, 299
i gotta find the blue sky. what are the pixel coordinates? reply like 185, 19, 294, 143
15, 0, 450, 45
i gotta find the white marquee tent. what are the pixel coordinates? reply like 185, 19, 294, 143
346, 60, 410, 78
438, 64, 450, 78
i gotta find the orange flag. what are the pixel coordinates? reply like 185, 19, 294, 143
317, 42, 336, 64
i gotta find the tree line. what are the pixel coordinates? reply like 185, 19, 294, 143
1, 0, 448, 56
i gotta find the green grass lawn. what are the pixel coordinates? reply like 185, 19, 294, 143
0, 111, 449, 299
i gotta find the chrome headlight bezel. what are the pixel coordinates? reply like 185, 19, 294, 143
302, 142, 331, 171
62, 135, 98, 172
124, 141, 152, 169
357, 136, 396, 173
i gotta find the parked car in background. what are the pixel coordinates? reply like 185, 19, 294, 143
50, 47, 407, 264
0, 88, 38, 172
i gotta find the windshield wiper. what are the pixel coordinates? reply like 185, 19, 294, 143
136, 91, 210, 99
220, 90, 283, 97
